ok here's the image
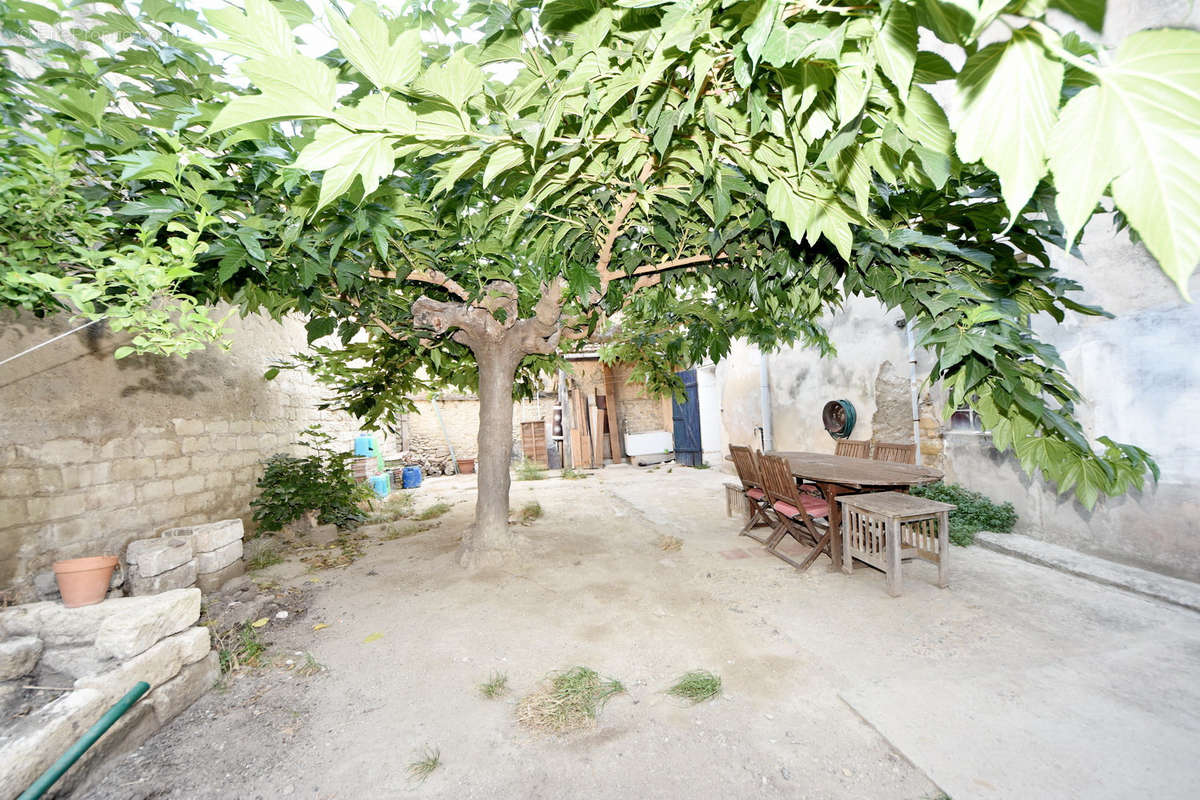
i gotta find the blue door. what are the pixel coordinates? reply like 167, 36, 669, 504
671, 369, 703, 466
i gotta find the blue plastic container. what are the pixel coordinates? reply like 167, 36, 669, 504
368, 473, 390, 498
401, 466, 423, 489
353, 434, 376, 456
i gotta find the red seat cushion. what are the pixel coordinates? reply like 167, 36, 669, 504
746, 488, 765, 500
773, 495, 829, 519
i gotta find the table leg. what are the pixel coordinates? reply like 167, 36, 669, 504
819, 483, 843, 571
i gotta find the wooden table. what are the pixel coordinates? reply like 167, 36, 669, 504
767, 451, 943, 570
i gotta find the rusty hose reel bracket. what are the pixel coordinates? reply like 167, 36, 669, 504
822, 399, 856, 439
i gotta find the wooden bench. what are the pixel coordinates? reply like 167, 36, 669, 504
837, 492, 955, 596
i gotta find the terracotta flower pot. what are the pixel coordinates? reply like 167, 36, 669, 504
53, 556, 118, 608
456, 458, 476, 474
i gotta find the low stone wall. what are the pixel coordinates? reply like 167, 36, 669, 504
0, 588, 215, 797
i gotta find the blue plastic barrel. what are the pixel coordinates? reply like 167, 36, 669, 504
401, 466, 423, 489
368, 474, 390, 498
353, 434, 375, 456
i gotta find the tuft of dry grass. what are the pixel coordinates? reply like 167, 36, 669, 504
516, 666, 625, 733
382, 521, 436, 541
657, 534, 683, 552
414, 501, 452, 521
666, 670, 721, 703
479, 671, 508, 698
517, 501, 543, 525
407, 746, 441, 782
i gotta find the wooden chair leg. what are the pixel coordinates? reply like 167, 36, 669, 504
795, 527, 832, 571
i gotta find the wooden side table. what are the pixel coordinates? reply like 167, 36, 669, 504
837, 492, 956, 596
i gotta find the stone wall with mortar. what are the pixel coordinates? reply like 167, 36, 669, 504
0, 308, 374, 602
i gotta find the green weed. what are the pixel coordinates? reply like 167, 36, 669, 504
414, 502, 452, 521
910, 482, 1017, 546
516, 666, 625, 732
515, 458, 547, 481
479, 671, 509, 698
247, 547, 283, 571
666, 670, 722, 704
407, 747, 441, 783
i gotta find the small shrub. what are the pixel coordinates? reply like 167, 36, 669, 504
910, 482, 1017, 546
247, 547, 283, 571
515, 458, 547, 481
479, 671, 509, 698
517, 501, 543, 525
516, 666, 625, 732
666, 671, 722, 704
251, 426, 368, 532
414, 501, 452, 521
407, 747, 441, 783
560, 467, 589, 480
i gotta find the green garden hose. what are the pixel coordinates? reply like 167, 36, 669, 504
18, 681, 150, 800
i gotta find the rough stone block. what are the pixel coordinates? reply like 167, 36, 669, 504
0, 687, 106, 799
75, 626, 210, 706
151, 650, 219, 725
38, 645, 115, 679
195, 539, 242, 574
0, 636, 42, 680
173, 475, 205, 495
0, 601, 118, 647
128, 561, 198, 597
196, 559, 246, 594
126, 537, 194, 578
162, 518, 244, 553
93, 588, 201, 660
173, 418, 205, 436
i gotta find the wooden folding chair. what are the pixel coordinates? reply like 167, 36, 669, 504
729, 445, 772, 543
757, 452, 833, 570
834, 439, 870, 459
873, 442, 917, 464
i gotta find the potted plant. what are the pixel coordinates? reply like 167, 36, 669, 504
53, 556, 118, 607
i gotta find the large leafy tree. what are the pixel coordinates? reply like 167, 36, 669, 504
3, 0, 1192, 563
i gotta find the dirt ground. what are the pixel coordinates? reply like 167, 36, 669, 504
84, 466, 1200, 800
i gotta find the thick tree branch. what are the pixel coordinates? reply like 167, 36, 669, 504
412, 295, 489, 348
370, 267, 472, 301
596, 159, 656, 291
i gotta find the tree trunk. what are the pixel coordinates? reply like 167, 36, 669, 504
459, 343, 521, 566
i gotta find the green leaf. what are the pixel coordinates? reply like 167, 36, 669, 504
1049, 0, 1106, 32
206, 0, 295, 60
327, 4, 421, 91
113, 346, 135, 359
295, 125, 396, 209
415, 52, 483, 110
307, 317, 336, 343
483, 144, 526, 188
955, 30, 1063, 221
1048, 29, 1200, 298
210, 55, 338, 133
875, 5, 917, 95
745, 0, 780, 66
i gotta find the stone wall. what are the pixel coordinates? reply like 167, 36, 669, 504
0, 309, 369, 602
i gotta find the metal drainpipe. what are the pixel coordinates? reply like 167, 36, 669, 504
759, 351, 773, 452
430, 394, 458, 474
905, 319, 923, 466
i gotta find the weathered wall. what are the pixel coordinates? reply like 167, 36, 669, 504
715, 232, 1200, 581
0, 309, 365, 601
716, 295, 941, 458
401, 358, 673, 470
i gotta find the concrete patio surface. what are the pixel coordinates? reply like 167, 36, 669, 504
90, 466, 1200, 799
